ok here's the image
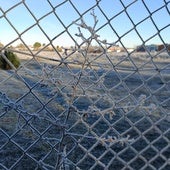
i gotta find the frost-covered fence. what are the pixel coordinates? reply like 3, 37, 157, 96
0, 0, 170, 169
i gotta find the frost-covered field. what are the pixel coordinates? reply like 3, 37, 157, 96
0, 51, 170, 169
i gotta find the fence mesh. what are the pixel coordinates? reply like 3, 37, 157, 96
0, 0, 170, 169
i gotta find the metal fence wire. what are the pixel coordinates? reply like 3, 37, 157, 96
0, 0, 170, 169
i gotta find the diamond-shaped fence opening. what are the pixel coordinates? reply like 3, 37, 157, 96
0, 0, 170, 169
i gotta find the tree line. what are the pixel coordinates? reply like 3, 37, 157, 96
0, 42, 63, 52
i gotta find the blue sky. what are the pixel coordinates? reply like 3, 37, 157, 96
0, 0, 170, 48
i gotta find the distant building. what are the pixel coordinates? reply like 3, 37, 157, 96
158, 44, 170, 52
127, 48, 134, 52
146, 44, 158, 52
108, 45, 123, 53
136, 44, 158, 52
136, 45, 145, 52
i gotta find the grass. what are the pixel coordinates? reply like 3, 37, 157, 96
0, 52, 169, 169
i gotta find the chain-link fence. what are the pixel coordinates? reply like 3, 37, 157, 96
0, 0, 170, 169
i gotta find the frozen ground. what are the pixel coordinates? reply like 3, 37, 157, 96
0, 51, 170, 169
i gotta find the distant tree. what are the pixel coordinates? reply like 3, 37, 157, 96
56, 45, 62, 52
86, 45, 102, 53
41, 43, 50, 51
0, 42, 4, 48
44, 46, 51, 51
16, 43, 26, 50
33, 42, 41, 50
9, 45, 14, 49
